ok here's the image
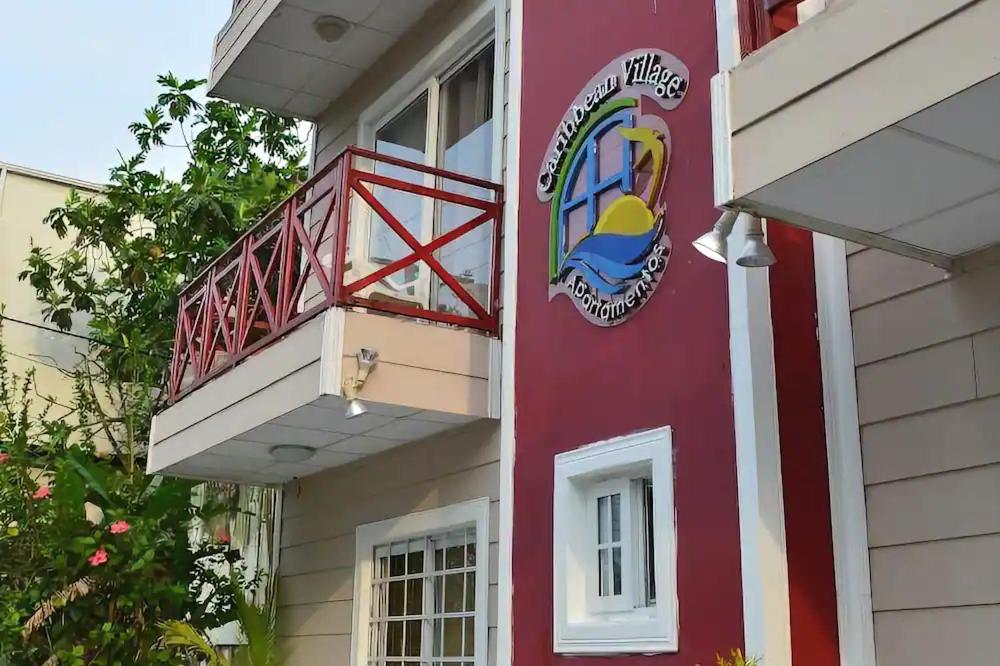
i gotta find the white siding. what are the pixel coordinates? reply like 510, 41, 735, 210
848, 249, 1000, 666
276, 420, 500, 665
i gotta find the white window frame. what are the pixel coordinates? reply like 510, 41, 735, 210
350, 498, 491, 666
350, 2, 499, 307
553, 427, 678, 654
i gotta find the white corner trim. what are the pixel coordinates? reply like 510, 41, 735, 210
349, 498, 492, 666
715, 0, 793, 662
711, 72, 735, 207
496, 0, 522, 664
813, 235, 877, 666
319, 306, 346, 397
727, 213, 792, 666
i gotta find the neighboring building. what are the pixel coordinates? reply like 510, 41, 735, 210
0, 162, 103, 406
148, 2, 1000, 666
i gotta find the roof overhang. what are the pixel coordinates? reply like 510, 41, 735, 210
714, 0, 1000, 270
209, 0, 438, 119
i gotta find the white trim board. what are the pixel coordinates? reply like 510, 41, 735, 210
496, 0, 522, 664
814, 234, 877, 666
715, 1, 792, 664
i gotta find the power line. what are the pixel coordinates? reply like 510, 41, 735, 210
0, 315, 170, 359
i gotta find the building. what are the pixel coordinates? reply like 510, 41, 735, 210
0, 162, 103, 406
148, 1, 1000, 665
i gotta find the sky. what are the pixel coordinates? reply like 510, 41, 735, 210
0, 1, 232, 184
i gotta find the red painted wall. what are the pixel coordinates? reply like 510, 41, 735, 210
768, 223, 841, 666
511, 2, 744, 664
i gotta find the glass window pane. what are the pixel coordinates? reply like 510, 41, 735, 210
408, 543, 424, 574
465, 540, 476, 567
444, 573, 464, 612
404, 619, 421, 656
446, 543, 465, 569
371, 93, 429, 265
644, 478, 656, 605
597, 495, 609, 545
598, 548, 609, 597
389, 542, 407, 577
464, 616, 475, 656
406, 577, 423, 615
387, 580, 405, 616
610, 493, 621, 542
434, 44, 496, 318
386, 621, 404, 656
612, 546, 622, 596
464, 572, 475, 611
443, 617, 463, 657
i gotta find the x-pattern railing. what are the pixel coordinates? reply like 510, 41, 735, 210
168, 146, 503, 402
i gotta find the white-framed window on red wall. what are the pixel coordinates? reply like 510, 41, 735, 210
351, 499, 490, 666
553, 427, 678, 654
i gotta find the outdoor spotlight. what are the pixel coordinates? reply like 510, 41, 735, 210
313, 15, 352, 43
356, 348, 379, 382
735, 217, 776, 268
344, 399, 368, 419
269, 445, 316, 463
342, 348, 379, 419
692, 209, 739, 263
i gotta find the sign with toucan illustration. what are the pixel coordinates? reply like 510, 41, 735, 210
537, 49, 689, 326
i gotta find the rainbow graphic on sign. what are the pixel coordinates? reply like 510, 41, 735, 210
537, 50, 689, 326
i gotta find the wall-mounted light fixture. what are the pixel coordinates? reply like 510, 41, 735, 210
692, 210, 739, 263
692, 210, 775, 267
342, 348, 379, 419
735, 216, 776, 268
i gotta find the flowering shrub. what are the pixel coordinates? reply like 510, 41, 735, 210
0, 348, 240, 664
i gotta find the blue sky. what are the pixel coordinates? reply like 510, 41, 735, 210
0, 1, 232, 184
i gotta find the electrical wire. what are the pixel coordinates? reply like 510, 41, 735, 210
0, 315, 169, 359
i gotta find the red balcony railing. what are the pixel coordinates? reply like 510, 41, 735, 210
737, 0, 810, 56
168, 146, 503, 402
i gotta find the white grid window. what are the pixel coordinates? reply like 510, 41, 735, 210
352, 499, 489, 666
367, 529, 478, 666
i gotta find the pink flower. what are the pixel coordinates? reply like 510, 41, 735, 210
0, 452, 9, 464
109, 520, 130, 535
215, 529, 231, 544
88, 548, 108, 567
32, 485, 51, 500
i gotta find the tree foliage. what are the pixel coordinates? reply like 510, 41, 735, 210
0, 333, 239, 664
20, 72, 307, 393
2, 73, 304, 663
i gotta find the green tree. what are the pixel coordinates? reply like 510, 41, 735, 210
0, 332, 238, 664
2, 73, 305, 663
21, 72, 306, 394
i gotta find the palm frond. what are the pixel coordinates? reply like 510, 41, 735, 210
23, 577, 95, 638
159, 620, 229, 666
232, 586, 278, 666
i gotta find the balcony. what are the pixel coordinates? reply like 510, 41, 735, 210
210, 0, 439, 119
715, 0, 1000, 270
148, 147, 503, 484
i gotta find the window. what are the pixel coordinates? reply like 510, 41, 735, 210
352, 499, 490, 666
356, 42, 496, 317
553, 427, 677, 654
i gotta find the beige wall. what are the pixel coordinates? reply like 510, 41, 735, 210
276, 420, 500, 665
847, 247, 1000, 666
0, 165, 102, 410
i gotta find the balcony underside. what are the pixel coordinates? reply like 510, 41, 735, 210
150, 308, 495, 484
716, 0, 1000, 270
211, 0, 438, 118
